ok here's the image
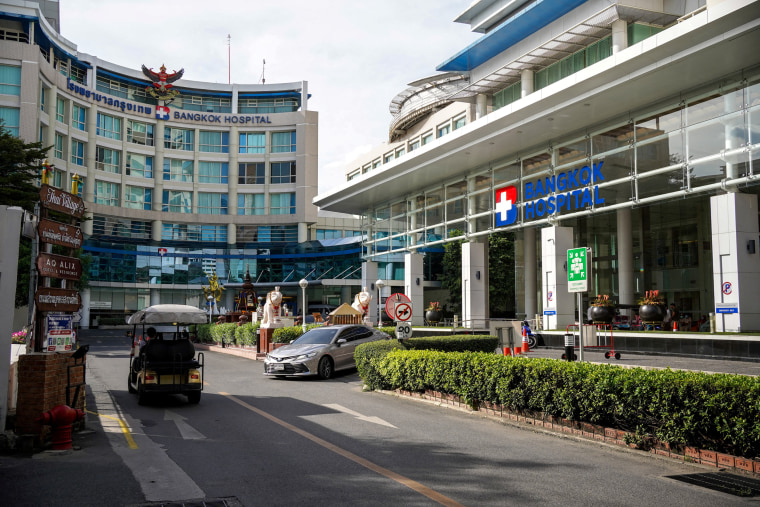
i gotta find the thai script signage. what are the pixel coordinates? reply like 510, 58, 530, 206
36, 253, 83, 281
67, 78, 152, 116
39, 184, 85, 218
38, 218, 83, 249
35, 288, 82, 312
46, 313, 75, 352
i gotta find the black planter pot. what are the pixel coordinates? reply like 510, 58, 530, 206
639, 304, 665, 323
425, 310, 442, 324
589, 305, 615, 324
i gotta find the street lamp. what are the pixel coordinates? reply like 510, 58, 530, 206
376, 279, 385, 327
298, 278, 308, 333
207, 295, 214, 324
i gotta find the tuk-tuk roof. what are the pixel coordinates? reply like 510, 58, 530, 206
126, 304, 208, 325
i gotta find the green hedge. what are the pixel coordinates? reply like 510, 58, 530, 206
361, 349, 760, 458
271, 323, 323, 343
202, 322, 259, 346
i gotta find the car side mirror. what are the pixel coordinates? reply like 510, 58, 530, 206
336, 338, 347, 346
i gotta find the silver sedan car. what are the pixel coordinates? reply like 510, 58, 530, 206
264, 325, 389, 379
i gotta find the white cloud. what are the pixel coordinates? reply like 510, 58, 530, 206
60, 0, 477, 194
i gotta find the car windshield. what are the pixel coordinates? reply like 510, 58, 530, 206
292, 327, 338, 345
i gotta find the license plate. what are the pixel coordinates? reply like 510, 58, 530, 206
273, 363, 285, 371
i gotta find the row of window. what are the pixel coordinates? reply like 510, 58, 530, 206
93, 181, 296, 215
347, 113, 466, 181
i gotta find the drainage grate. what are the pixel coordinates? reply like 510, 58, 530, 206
127, 497, 243, 507
667, 472, 760, 497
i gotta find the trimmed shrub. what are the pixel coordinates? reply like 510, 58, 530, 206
210, 323, 236, 345
271, 323, 322, 344
234, 322, 258, 346
364, 350, 760, 458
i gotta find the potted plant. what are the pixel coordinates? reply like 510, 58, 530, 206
638, 290, 665, 324
425, 302, 442, 325
589, 294, 616, 324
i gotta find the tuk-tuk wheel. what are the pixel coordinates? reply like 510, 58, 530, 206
137, 380, 147, 405
187, 392, 201, 404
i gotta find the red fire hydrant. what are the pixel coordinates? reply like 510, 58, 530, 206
37, 404, 85, 450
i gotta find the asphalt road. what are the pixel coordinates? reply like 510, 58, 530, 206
2, 331, 758, 506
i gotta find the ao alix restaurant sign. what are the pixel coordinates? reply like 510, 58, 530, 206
36, 252, 82, 281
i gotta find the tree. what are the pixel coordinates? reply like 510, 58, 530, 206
0, 120, 49, 212
488, 231, 516, 318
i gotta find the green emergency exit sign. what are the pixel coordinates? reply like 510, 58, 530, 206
567, 247, 589, 293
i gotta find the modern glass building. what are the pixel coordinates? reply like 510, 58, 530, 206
1, 0, 364, 327
315, 0, 760, 332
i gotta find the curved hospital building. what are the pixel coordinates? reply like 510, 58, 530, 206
316, 0, 760, 332
1, 0, 363, 327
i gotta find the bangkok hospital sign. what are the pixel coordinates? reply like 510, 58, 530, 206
66, 78, 274, 125
495, 161, 606, 227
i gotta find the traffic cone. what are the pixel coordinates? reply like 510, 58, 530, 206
522, 334, 530, 353
673, 320, 678, 332
513, 346, 521, 355
503, 347, 512, 356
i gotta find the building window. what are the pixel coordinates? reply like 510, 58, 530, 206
384, 152, 394, 163
0, 107, 20, 137
199, 131, 229, 153
164, 127, 194, 151
72, 104, 86, 131
126, 153, 153, 178
347, 169, 361, 181
270, 193, 295, 215
47, 168, 64, 189
409, 139, 420, 151
54, 133, 64, 159
96, 147, 121, 173
97, 113, 122, 140
198, 161, 228, 184
0, 64, 21, 95
197, 192, 228, 215
70, 139, 85, 166
124, 186, 152, 210
453, 116, 466, 130
162, 190, 192, 213
421, 132, 433, 145
56, 97, 65, 123
271, 161, 296, 184
95, 181, 120, 206
239, 132, 265, 154
40, 86, 46, 112
238, 97, 299, 114
372, 158, 381, 168
437, 123, 450, 138
271, 131, 296, 153
170, 94, 231, 114
239, 162, 265, 184
395, 147, 405, 158
316, 229, 342, 240
162, 223, 227, 242
237, 194, 265, 215
163, 159, 194, 182
96, 76, 156, 105
127, 120, 154, 146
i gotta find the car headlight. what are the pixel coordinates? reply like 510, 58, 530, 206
295, 351, 317, 360
265, 353, 271, 361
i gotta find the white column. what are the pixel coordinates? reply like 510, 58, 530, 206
80, 288, 90, 330
150, 288, 161, 306
521, 69, 534, 98
476, 93, 488, 119
710, 193, 760, 332
541, 226, 574, 330
617, 208, 634, 314
612, 19, 628, 54
340, 286, 352, 305
405, 252, 424, 326
462, 241, 487, 328
298, 222, 308, 243
0, 206, 23, 432
523, 227, 537, 319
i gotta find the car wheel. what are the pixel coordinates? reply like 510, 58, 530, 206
187, 392, 201, 404
317, 357, 333, 380
137, 380, 147, 405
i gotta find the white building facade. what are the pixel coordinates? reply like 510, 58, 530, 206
316, 0, 760, 332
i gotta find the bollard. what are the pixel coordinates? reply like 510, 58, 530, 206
564, 333, 574, 361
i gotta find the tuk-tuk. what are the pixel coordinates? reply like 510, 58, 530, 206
126, 304, 207, 405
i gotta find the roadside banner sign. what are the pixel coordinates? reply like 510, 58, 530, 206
567, 247, 590, 293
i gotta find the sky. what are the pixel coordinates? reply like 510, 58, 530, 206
59, 0, 479, 195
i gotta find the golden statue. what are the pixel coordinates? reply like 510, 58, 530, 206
202, 271, 225, 303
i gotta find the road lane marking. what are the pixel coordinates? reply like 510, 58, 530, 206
220, 392, 463, 507
164, 410, 206, 440
322, 403, 398, 428
86, 409, 138, 449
